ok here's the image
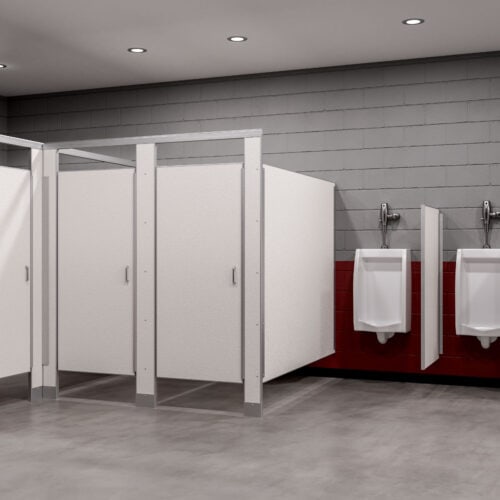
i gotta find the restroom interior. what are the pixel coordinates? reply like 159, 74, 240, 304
2, 1, 500, 498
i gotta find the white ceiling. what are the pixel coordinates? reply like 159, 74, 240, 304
1, 0, 500, 96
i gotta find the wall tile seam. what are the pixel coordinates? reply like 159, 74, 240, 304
338, 224, 483, 230
9, 91, 500, 121
279, 143, 488, 154
6, 133, 492, 152
9, 117, 500, 138
6, 77, 500, 119
334, 185, 493, 191
337, 224, 484, 230
180, 78, 494, 108
338, 186, 492, 193
337, 208, 476, 213
305, 164, 498, 173
339, 228, 420, 231
7, 116, 493, 137
7, 149, 491, 171
7, 71, 500, 113
172, 74, 498, 100
158, 152, 483, 169
4, 99, 500, 120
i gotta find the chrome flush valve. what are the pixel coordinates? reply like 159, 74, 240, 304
481, 200, 500, 248
379, 202, 400, 249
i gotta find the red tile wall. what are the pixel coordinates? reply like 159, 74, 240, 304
312, 261, 500, 378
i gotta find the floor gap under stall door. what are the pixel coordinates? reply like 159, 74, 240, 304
156, 371, 338, 416
0, 373, 31, 408
57, 372, 136, 405
55, 372, 339, 413
157, 379, 244, 415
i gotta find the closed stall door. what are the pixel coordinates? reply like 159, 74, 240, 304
157, 165, 242, 383
0, 167, 31, 379
58, 169, 134, 375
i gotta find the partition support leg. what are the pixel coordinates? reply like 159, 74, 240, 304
29, 148, 44, 401
135, 144, 157, 408
42, 149, 59, 399
243, 137, 264, 417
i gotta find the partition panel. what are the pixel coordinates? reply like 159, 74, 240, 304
421, 205, 443, 370
263, 166, 335, 382
156, 164, 242, 383
0, 167, 31, 379
58, 169, 134, 375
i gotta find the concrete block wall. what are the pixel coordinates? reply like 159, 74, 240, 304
7, 53, 500, 260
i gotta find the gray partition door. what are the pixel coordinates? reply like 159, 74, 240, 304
0, 167, 31, 379
58, 169, 135, 375
156, 164, 242, 383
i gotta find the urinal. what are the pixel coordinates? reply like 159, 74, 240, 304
353, 249, 412, 344
455, 249, 500, 349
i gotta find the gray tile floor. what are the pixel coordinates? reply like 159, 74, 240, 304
1, 373, 500, 499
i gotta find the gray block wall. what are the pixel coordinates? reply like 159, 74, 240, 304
7, 53, 500, 260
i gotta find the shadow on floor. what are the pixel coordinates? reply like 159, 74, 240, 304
0, 373, 30, 406
55, 371, 334, 415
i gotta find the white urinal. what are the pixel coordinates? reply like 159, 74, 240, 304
353, 249, 412, 344
456, 249, 500, 349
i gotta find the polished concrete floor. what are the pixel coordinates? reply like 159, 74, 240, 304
1, 374, 500, 499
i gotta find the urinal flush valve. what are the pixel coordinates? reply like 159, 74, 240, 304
481, 200, 500, 248
379, 202, 400, 249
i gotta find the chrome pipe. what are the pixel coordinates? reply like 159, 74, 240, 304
379, 203, 400, 249
481, 200, 500, 248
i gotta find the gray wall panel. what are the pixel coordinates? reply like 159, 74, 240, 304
7, 53, 500, 259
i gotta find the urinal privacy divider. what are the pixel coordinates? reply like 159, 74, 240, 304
420, 205, 443, 370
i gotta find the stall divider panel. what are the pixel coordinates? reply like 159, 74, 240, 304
156, 164, 243, 383
421, 205, 443, 370
263, 166, 335, 382
0, 167, 31, 379
58, 169, 135, 375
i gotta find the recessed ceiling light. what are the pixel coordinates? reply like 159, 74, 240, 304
402, 18, 424, 25
227, 35, 247, 42
128, 47, 147, 53
0, 64, 7, 69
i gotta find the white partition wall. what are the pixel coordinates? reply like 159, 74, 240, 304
38, 129, 335, 416
0, 167, 32, 379
156, 165, 243, 383
0, 134, 44, 401
58, 169, 135, 375
263, 166, 335, 382
421, 205, 443, 370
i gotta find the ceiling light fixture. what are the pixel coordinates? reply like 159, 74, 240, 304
0, 64, 7, 69
402, 18, 424, 25
227, 35, 247, 42
128, 47, 147, 53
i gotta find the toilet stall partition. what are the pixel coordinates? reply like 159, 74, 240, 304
263, 166, 335, 382
41, 130, 266, 416
39, 129, 335, 416
0, 134, 44, 400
